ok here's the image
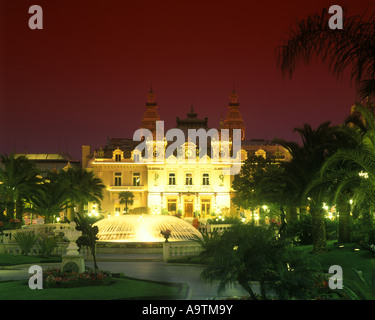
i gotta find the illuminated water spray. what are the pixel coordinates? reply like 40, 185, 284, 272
93, 215, 202, 242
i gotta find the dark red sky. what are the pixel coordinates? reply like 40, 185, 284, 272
1, 0, 373, 160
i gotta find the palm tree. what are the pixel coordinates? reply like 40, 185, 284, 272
319, 103, 375, 234
0, 154, 41, 221
277, 8, 375, 100
200, 223, 324, 300
274, 122, 340, 253
200, 224, 286, 299
59, 167, 105, 220
29, 172, 70, 223
305, 122, 364, 243
118, 191, 134, 214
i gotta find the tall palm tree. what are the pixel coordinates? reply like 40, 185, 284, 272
277, 8, 375, 100
320, 103, 375, 230
0, 154, 41, 221
118, 191, 134, 214
305, 119, 366, 243
274, 122, 340, 253
59, 167, 105, 220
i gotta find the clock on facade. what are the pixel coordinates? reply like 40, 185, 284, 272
185, 149, 194, 157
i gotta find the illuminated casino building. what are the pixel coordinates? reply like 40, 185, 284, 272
82, 89, 290, 218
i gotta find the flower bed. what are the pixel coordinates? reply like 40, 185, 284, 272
43, 267, 112, 288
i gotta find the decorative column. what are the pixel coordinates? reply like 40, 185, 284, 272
160, 192, 165, 213
212, 192, 217, 215
195, 193, 199, 214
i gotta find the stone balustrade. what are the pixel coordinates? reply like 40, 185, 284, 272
198, 223, 233, 234
1, 223, 71, 244
0, 241, 91, 258
0, 223, 91, 259
163, 241, 202, 261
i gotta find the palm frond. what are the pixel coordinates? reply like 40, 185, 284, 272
277, 8, 375, 97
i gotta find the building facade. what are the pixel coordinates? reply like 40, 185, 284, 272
82, 89, 290, 218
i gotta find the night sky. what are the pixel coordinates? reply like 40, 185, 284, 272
1, 0, 373, 160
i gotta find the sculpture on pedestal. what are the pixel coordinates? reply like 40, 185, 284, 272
61, 221, 85, 273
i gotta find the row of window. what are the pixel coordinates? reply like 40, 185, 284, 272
115, 172, 140, 186
167, 198, 211, 214
168, 173, 210, 186
114, 198, 211, 215
116, 152, 236, 163
115, 153, 140, 162
113, 172, 210, 186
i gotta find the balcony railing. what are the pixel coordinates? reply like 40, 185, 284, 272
200, 185, 212, 191
107, 185, 145, 191
166, 185, 178, 190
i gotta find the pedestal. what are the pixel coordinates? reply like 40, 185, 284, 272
61, 221, 85, 273
163, 242, 170, 262
61, 254, 85, 273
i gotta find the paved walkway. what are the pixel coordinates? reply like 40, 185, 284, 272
0, 253, 253, 299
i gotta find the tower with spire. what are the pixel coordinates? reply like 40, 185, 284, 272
222, 88, 246, 140
140, 87, 161, 138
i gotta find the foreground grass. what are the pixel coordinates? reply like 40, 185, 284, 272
294, 241, 375, 299
169, 240, 375, 299
0, 276, 187, 300
0, 253, 187, 300
171, 241, 375, 276
295, 241, 375, 282
0, 254, 62, 266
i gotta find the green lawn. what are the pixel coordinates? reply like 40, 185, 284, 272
289, 241, 375, 299
0, 254, 62, 266
2, 241, 374, 300
0, 276, 187, 300
294, 241, 375, 280
0, 253, 187, 300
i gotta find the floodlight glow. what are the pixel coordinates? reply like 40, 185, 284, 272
359, 171, 369, 179
93, 215, 202, 242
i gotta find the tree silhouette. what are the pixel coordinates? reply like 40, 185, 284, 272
0, 154, 41, 221
277, 8, 375, 100
118, 191, 134, 214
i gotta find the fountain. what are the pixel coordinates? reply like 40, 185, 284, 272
93, 215, 202, 243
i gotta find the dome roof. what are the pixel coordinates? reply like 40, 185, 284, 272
93, 215, 202, 242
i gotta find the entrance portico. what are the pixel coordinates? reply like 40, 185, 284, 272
147, 190, 229, 218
